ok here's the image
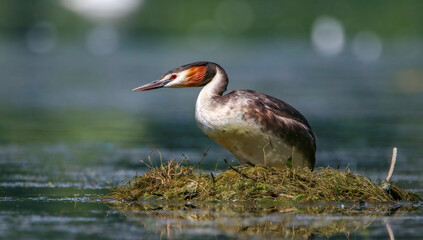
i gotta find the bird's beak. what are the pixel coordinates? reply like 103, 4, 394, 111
132, 79, 171, 91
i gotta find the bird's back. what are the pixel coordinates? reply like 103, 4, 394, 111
197, 89, 316, 169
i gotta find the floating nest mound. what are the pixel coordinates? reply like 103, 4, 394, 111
108, 159, 420, 204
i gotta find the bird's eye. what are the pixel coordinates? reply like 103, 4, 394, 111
171, 74, 177, 79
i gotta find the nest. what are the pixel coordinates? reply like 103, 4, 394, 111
108, 159, 420, 204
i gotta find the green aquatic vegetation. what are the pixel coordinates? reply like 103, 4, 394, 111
108, 159, 420, 204
107, 158, 421, 238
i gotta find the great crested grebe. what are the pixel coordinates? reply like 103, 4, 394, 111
133, 61, 316, 169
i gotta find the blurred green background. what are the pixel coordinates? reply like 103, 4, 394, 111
1, 1, 423, 239
1, 0, 423, 160
2, 0, 423, 39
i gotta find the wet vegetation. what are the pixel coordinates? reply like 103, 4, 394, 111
108, 159, 420, 204
107, 158, 421, 238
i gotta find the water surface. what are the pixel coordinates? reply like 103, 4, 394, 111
1, 40, 423, 239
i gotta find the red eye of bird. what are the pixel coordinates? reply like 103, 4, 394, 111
171, 74, 177, 79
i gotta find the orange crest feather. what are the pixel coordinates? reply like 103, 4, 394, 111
185, 66, 207, 87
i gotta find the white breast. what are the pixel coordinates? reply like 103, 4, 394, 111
196, 88, 306, 167
197, 107, 299, 167
195, 68, 312, 169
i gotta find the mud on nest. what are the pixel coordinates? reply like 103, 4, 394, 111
107, 159, 420, 204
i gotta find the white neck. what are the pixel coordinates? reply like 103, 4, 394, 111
195, 67, 228, 130
198, 67, 228, 99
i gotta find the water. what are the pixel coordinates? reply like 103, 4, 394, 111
1, 39, 423, 239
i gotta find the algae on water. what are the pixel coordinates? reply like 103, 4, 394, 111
108, 159, 420, 204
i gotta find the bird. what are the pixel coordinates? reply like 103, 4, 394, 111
133, 61, 316, 169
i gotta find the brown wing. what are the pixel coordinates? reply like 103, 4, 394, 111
220, 90, 316, 164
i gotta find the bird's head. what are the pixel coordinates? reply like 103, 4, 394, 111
133, 61, 217, 91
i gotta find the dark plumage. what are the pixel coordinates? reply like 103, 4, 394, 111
223, 90, 316, 166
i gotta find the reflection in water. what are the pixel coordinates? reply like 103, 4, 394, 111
111, 201, 418, 239
386, 222, 395, 240
0, 139, 422, 239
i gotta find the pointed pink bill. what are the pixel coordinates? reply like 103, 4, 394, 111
132, 79, 169, 91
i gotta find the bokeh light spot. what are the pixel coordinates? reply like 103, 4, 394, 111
395, 69, 423, 93
352, 31, 383, 62
60, 0, 142, 21
311, 16, 345, 57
